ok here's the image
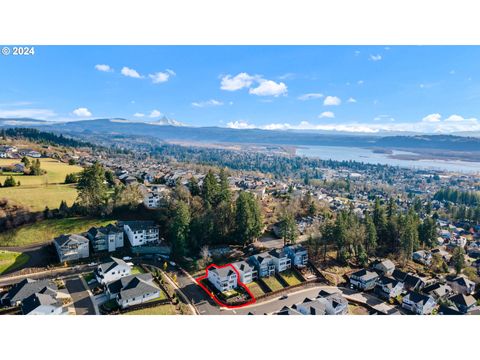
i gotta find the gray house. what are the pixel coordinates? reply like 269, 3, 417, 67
1, 278, 58, 307
54, 234, 90, 262
284, 244, 308, 268
349, 269, 380, 291
249, 252, 276, 278
106, 273, 161, 309
86, 224, 124, 253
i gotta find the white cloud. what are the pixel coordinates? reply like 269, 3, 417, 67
149, 109, 162, 118
121, 66, 143, 79
370, 54, 382, 61
0, 108, 56, 119
133, 112, 145, 117
95, 64, 113, 72
72, 107, 92, 117
357, 80, 364, 85
220, 73, 256, 91
422, 113, 442, 123
298, 93, 323, 101
323, 96, 341, 106
192, 99, 224, 108
149, 69, 175, 84
249, 80, 287, 97
445, 114, 466, 122
226, 120, 256, 129
374, 115, 395, 122
319, 111, 335, 119
347, 97, 357, 103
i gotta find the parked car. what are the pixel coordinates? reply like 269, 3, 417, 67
122, 256, 132, 261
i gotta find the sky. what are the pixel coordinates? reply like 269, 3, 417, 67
1, 45, 480, 134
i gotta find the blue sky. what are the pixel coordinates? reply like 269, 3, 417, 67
1, 45, 480, 133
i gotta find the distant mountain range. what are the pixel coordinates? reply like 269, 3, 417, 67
1, 117, 480, 153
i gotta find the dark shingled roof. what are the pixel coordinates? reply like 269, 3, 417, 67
3, 278, 58, 305
21, 293, 62, 314
107, 273, 160, 301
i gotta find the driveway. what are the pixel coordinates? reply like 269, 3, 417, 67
65, 276, 96, 315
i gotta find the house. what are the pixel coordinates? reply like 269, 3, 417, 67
316, 289, 348, 315
86, 224, 124, 253
402, 292, 437, 315
448, 293, 477, 314
392, 269, 409, 282
21, 293, 64, 315
373, 259, 395, 276
295, 297, 327, 315
268, 249, 291, 273
53, 234, 90, 262
422, 282, 453, 300
107, 273, 161, 309
284, 244, 308, 268
1, 278, 58, 307
349, 269, 380, 291
122, 220, 160, 247
431, 248, 452, 262
404, 274, 425, 292
144, 192, 161, 209
232, 260, 257, 284
249, 252, 276, 278
438, 305, 463, 315
95, 257, 132, 284
412, 250, 432, 266
447, 276, 476, 295
207, 265, 238, 292
374, 276, 404, 299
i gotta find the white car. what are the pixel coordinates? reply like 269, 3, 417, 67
122, 256, 132, 261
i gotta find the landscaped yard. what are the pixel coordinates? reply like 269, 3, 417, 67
348, 304, 369, 315
0, 157, 83, 211
0, 250, 30, 275
131, 265, 146, 275
262, 276, 285, 292
125, 304, 177, 315
279, 270, 303, 286
83, 272, 95, 283
0, 217, 115, 247
246, 281, 266, 298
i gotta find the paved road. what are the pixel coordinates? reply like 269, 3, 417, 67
65, 276, 96, 315
0, 243, 56, 276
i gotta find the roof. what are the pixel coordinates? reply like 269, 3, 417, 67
267, 249, 288, 259
404, 274, 424, 289
449, 293, 476, 308
350, 269, 379, 281
251, 252, 274, 265
405, 292, 434, 305
422, 282, 452, 298
21, 292, 62, 314
285, 244, 307, 253
121, 220, 158, 232
54, 233, 89, 247
438, 305, 463, 315
375, 259, 395, 270
87, 224, 123, 238
392, 269, 408, 282
376, 276, 401, 289
107, 273, 160, 300
232, 260, 254, 274
450, 276, 475, 288
276, 306, 301, 315
98, 257, 129, 274
4, 278, 58, 304
211, 266, 236, 278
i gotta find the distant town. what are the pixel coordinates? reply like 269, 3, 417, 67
0, 127, 479, 315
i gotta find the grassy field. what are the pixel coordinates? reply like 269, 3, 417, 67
279, 270, 303, 286
0, 250, 30, 275
262, 276, 285, 292
0, 157, 83, 211
0, 217, 115, 247
131, 265, 145, 275
246, 281, 266, 298
124, 304, 176, 315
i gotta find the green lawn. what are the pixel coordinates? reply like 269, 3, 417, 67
279, 270, 303, 286
83, 272, 95, 283
246, 281, 266, 298
262, 276, 285, 292
0, 157, 83, 211
0, 250, 30, 275
0, 217, 115, 247
131, 265, 146, 275
124, 304, 177, 315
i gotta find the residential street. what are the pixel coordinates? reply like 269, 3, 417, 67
64, 276, 96, 315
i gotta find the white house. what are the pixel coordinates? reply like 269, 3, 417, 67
107, 273, 161, 309
316, 289, 348, 315
21, 293, 64, 315
144, 192, 161, 209
374, 276, 404, 299
53, 234, 89, 262
402, 292, 436, 315
95, 257, 132, 284
122, 221, 160, 247
207, 265, 238, 292
232, 260, 257, 284
373, 259, 396, 276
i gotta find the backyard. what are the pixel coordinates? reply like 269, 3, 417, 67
0, 250, 30, 275
246, 281, 266, 298
124, 304, 177, 315
279, 270, 303, 286
262, 276, 285, 292
0, 217, 115, 247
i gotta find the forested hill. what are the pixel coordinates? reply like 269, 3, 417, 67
1, 128, 96, 148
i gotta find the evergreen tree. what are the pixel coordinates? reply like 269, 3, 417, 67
170, 201, 191, 260
235, 191, 263, 245
202, 170, 219, 207
364, 213, 377, 256
188, 176, 201, 197
452, 246, 466, 275
419, 217, 437, 248
76, 162, 108, 211
3, 176, 17, 187
279, 212, 298, 245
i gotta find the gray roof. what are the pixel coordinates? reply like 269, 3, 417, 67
87, 224, 123, 239
21, 292, 62, 314
211, 266, 236, 278
121, 220, 158, 232
252, 252, 274, 265
268, 249, 288, 259
350, 269, 379, 281
107, 273, 159, 300
285, 244, 307, 253
449, 293, 476, 308
4, 278, 58, 304
232, 260, 254, 273
98, 257, 129, 274
54, 233, 89, 247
